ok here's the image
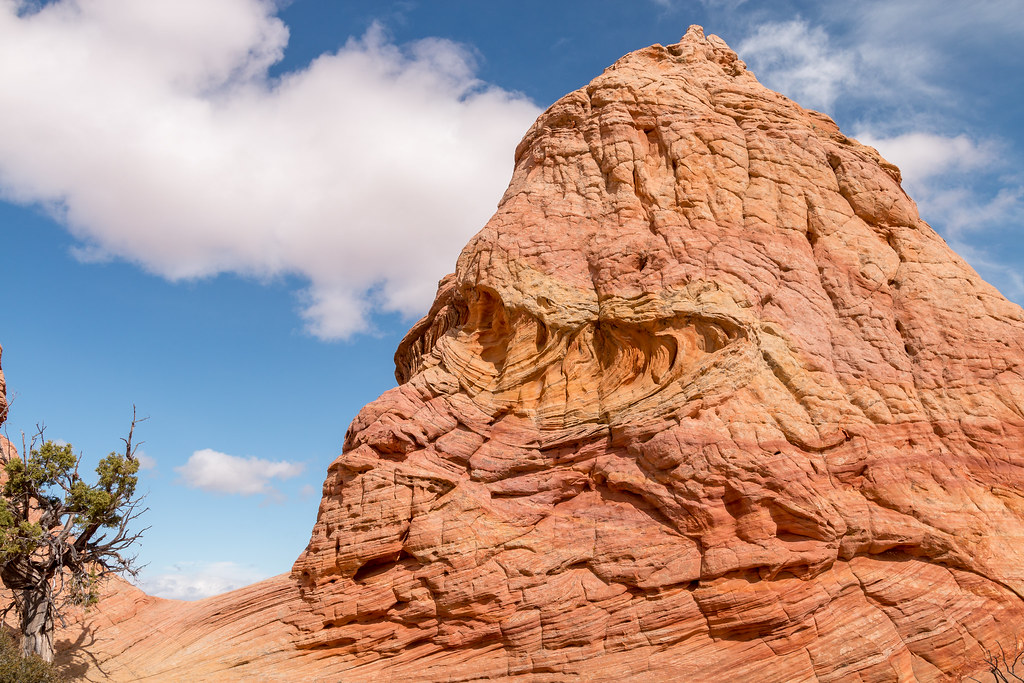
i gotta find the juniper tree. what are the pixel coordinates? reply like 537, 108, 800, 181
0, 412, 147, 663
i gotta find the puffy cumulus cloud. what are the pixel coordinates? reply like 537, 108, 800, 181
175, 448, 303, 495
737, 20, 856, 112
140, 560, 271, 600
0, 0, 540, 338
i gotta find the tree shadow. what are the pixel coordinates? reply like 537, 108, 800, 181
54, 624, 109, 682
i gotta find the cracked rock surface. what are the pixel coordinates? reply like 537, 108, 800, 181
46, 26, 1024, 681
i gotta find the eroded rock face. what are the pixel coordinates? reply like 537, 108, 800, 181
287, 25, 1024, 681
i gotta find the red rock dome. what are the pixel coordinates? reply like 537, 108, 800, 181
42, 26, 1024, 681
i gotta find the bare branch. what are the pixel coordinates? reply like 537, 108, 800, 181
120, 405, 149, 462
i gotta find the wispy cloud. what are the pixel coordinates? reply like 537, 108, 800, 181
135, 449, 158, 471
917, 185, 1023, 239
735, 1, 1024, 116
737, 19, 855, 112
175, 448, 303, 495
664, 0, 748, 9
852, 132, 995, 192
855, 131, 1022, 258
0, 0, 540, 339
949, 237, 1024, 302
140, 560, 272, 600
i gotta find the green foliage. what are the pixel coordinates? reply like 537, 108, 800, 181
0, 440, 142, 564
84, 451, 139, 527
0, 408, 147, 664
3, 441, 76, 497
0, 518, 42, 559
0, 631, 63, 683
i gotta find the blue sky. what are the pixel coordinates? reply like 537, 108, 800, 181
0, 0, 1021, 599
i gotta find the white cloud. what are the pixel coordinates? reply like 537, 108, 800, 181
855, 129, 1020, 233
0, 0, 540, 338
736, 2, 1024, 113
737, 19, 856, 112
139, 560, 271, 600
175, 448, 303, 495
695, 0, 749, 9
135, 449, 157, 471
917, 185, 1023, 239
834, 0, 1024, 86
854, 132, 995, 193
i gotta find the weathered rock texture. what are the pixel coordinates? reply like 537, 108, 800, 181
37, 25, 1024, 681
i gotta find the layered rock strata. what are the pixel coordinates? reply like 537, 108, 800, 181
37, 25, 1024, 681
287, 25, 1024, 681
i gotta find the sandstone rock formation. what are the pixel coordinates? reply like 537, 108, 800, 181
39, 25, 1024, 681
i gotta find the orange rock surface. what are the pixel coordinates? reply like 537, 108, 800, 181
20, 25, 1024, 681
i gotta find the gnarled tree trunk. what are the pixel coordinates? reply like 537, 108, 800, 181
2, 556, 55, 662
19, 587, 54, 663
